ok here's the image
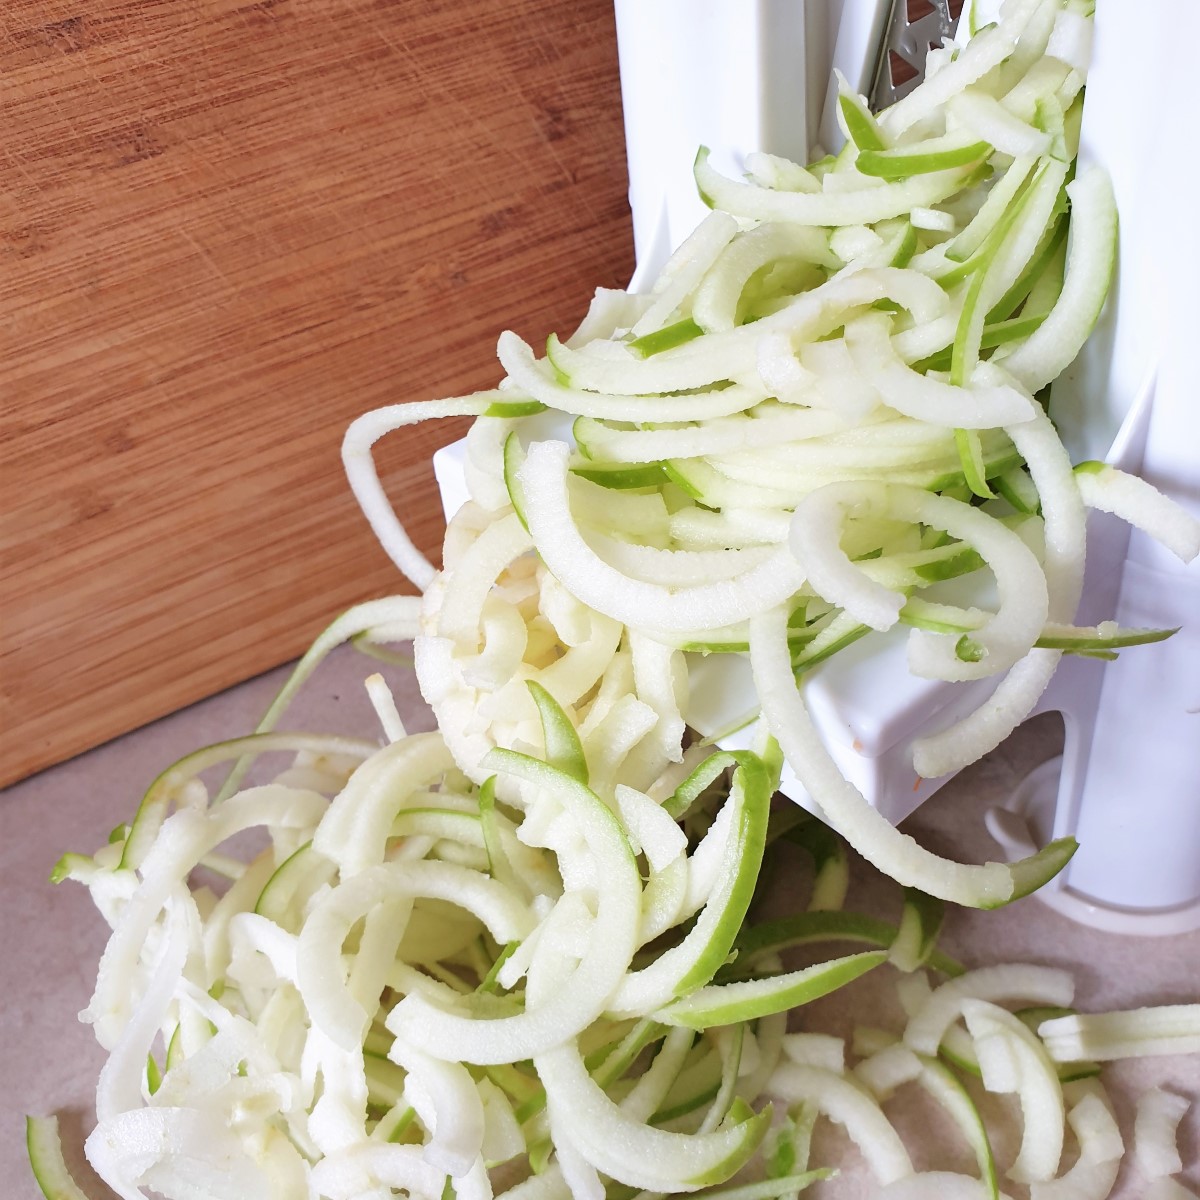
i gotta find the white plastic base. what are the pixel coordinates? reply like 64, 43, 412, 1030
988, 757, 1200, 937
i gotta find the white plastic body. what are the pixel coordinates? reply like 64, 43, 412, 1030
433, 0, 1199, 930
613, 0, 827, 286
987, 0, 1200, 933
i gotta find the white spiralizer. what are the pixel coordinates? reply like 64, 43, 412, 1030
435, 0, 1199, 933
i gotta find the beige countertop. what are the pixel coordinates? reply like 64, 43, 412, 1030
3, 646, 1196, 1197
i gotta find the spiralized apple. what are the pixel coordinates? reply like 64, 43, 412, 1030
333, 0, 1197, 910
28, 3, 1200, 1200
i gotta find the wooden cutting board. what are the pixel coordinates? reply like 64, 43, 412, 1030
0, 0, 634, 786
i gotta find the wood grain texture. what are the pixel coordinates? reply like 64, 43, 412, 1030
0, 0, 634, 786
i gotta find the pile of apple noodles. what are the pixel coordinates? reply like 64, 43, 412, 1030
32, 1, 1200, 1198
